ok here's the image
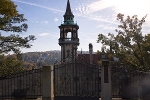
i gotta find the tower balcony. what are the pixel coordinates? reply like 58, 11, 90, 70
58, 38, 79, 45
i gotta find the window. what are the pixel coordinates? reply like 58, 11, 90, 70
67, 32, 71, 39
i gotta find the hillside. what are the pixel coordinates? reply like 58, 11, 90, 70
22, 50, 89, 69
22, 50, 61, 68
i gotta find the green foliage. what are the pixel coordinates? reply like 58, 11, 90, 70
0, 0, 36, 54
0, 0, 36, 75
0, 0, 18, 26
22, 61, 36, 70
0, 54, 23, 76
0, 14, 28, 32
97, 13, 150, 71
0, 34, 35, 54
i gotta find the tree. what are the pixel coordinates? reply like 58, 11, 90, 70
97, 13, 150, 71
0, 0, 36, 54
22, 61, 36, 70
0, 0, 36, 75
0, 0, 18, 27
0, 54, 23, 76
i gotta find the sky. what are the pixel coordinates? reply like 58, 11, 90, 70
9, 0, 150, 53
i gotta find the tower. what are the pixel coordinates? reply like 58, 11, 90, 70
58, 0, 79, 62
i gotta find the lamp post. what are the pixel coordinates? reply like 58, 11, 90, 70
99, 51, 112, 100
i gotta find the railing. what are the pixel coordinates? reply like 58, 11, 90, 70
59, 38, 79, 44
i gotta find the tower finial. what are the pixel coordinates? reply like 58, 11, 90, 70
64, 0, 74, 17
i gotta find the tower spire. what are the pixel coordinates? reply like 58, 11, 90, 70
63, 0, 74, 24
64, 0, 74, 17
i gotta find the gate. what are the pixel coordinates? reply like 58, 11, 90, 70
54, 59, 101, 100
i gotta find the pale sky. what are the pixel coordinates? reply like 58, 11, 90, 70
8, 0, 150, 53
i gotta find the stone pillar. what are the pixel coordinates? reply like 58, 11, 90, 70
42, 66, 53, 100
99, 52, 111, 100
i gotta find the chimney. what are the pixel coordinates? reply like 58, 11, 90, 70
89, 43, 93, 64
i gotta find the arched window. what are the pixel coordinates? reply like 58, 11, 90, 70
67, 32, 71, 39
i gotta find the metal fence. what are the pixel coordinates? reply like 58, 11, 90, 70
111, 65, 150, 99
0, 68, 43, 99
1, 64, 150, 100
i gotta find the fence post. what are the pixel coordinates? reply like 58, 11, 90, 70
99, 52, 112, 100
42, 66, 53, 100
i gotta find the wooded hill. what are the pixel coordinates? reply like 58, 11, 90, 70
22, 50, 89, 70
22, 50, 61, 69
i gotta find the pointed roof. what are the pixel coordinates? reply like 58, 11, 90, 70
63, 0, 74, 17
